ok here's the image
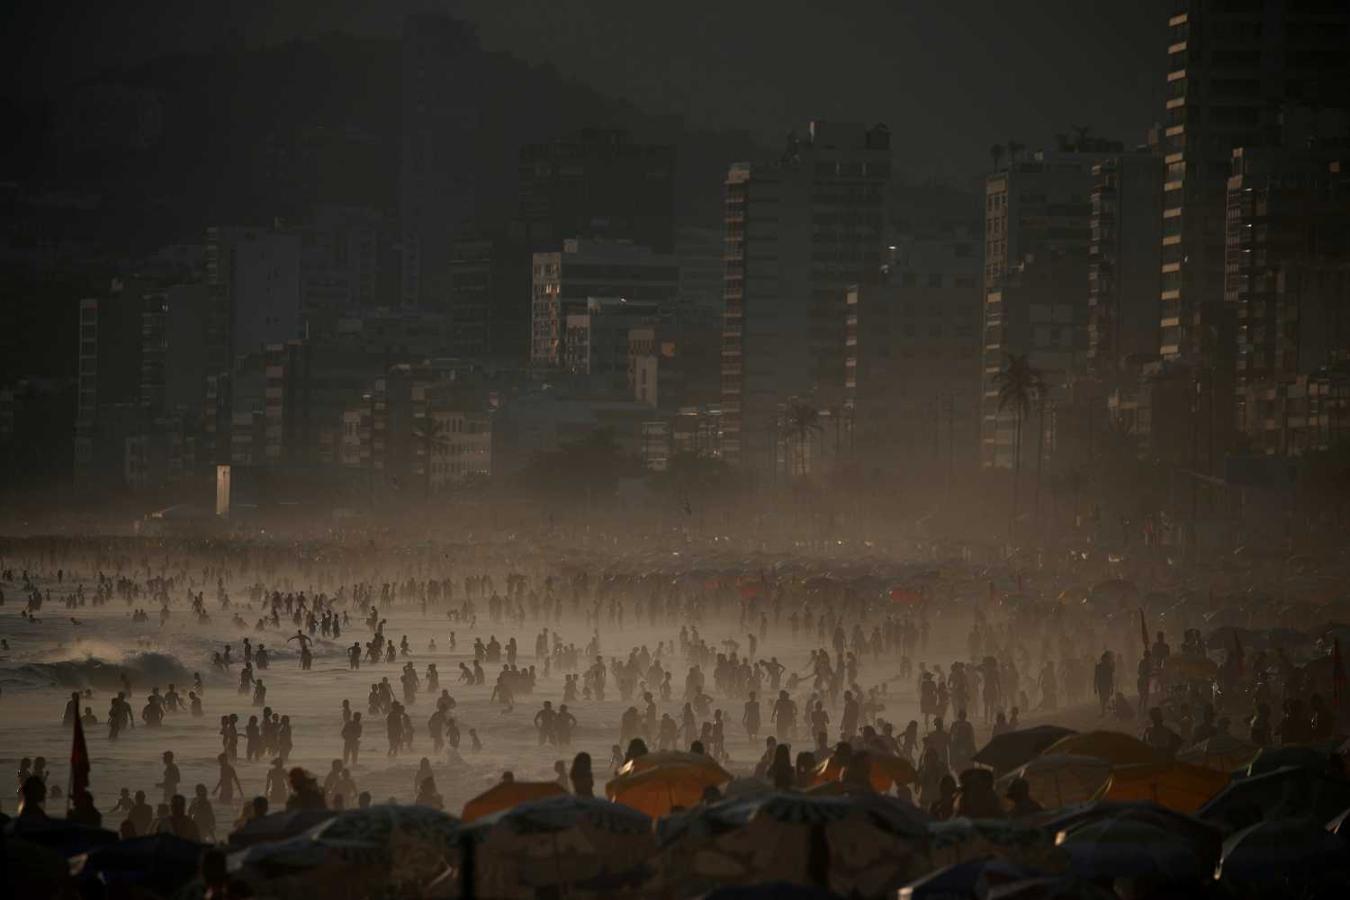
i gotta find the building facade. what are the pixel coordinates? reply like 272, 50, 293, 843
1157, 0, 1350, 362
530, 239, 677, 369
845, 235, 983, 477
1088, 151, 1165, 376
721, 121, 891, 471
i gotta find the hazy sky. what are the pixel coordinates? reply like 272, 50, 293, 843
5, 0, 1166, 176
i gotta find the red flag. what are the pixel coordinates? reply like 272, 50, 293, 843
1234, 633, 1244, 677
70, 713, 91, 800
1334, 639, 1346, 704
1139, 609, 1149, 652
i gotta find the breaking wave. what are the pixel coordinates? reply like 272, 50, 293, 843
1, 650, 192, 691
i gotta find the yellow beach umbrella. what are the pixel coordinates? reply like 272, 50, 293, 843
808, 753, 917, 793
1177, 734, 1258, 772
616, 751, 730, 780
1041, 731, 1159, 766
462, 780, 567, 822
1094, 761, 1229, 813
997, 754, 1113, 808
607, 762, 730, 818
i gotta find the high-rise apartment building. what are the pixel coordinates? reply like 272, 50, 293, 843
1226, 110, 1350, 455
74, 279, 155, 488
721, 121, 891, 470
563, 297, 659, 395
981, 149, 1110, 468
206, 226, 304, 375
845, 235, 983, 476
447, 233, 531, 363
1228, 142, 1350, 391
981, 252, 1091, 468
1088, 151, 1165, 376
983, 151, 1106, 294
530, 239, 677, 369
1159, 0, 1350, 364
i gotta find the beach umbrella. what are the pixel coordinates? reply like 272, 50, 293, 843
464, 795, 655, 899
973, 726, 1077, 775
1039, 731, 1158, 766
699, 883, 844, 900
71, 833, 205, 895
1199, 764, 1350, 831
984, 875, 1118, 900
228, 807, 337, 848
608, 759, 730, 818
463, 780, 566, 822
2, 816, 117, 856
724, 777, 773, 799
657, 792, 928, 898
997, 755, 1111, 809
231, 804, 460, 898
1217, 818, 1350, 894
927, 818, 1068, 874
617, 750, 731, 780
1245, 744, 1339, 777
1038, 800, 1221, 867
1055, 817, 1206, 882
1328, 805, 1350, 838
1177, 733, 1259, 772
808, 752, 917, 792
1094, 761, 1229, 813
896, 856, 1044, 900
2, 836, 71, 900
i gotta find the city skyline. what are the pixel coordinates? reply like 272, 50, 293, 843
2, 0, 1348, 516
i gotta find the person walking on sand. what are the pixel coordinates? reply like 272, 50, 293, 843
157, 751, 181, 804
770, 690, 797, 743
342, 712, 363, 766
213, 753, 243, 805
743, 692, 761, 744
189, 784, 216, 840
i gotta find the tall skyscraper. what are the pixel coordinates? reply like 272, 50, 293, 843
720, 121, 891, 471
983, 150, 1107, 294
1087, 150, 1165, 376
845, 235, 983, 476
74, 279, 154, 488
980, 149, 1112, 467
1227, 111, 1350, 454
446, 233, 532, 363
1153, 0, 1350, 469
1158, 0, 1350, 364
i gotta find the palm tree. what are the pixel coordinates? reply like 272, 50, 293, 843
993, 354, 1045, 536
989, 143, 1005, 170
410, 416, 450, 499
785, 401, 822, 478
